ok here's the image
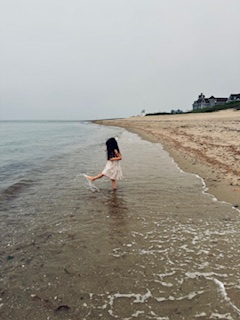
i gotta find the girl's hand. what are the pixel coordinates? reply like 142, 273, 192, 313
110, 150, 122, 161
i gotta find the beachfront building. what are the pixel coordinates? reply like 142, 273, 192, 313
227, 93, 240, 103
192, 93, 228, 110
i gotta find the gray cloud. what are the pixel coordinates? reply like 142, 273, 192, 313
1, 0, 240, 120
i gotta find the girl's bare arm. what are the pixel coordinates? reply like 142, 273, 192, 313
110, 150, 122, 161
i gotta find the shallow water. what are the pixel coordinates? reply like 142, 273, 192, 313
1, 122, 240, 319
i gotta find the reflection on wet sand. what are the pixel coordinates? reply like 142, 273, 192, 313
107, 191, 128, 218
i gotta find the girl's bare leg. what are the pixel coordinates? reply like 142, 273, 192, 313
87, 173, 104, 181
111, 179, 117, 190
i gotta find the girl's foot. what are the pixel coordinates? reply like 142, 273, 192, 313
86, 175, 95, 181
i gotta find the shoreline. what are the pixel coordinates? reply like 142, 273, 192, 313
94, 109, 240, 208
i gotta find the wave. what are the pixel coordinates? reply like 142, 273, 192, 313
0, 179, 34, 202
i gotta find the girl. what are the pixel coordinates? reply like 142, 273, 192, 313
87, 137, 123, 190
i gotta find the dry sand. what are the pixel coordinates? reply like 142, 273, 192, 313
95, 109, 240, 208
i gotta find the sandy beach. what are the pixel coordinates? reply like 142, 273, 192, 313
95, 109, 240, 208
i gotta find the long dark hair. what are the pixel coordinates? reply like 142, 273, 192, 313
106, 137, 120, 160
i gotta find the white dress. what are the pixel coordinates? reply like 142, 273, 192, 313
102, 160, 123, 180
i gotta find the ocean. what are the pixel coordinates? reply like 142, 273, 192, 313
1, 121, 240, 319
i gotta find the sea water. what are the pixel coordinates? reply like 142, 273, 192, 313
1, 121, 240, 319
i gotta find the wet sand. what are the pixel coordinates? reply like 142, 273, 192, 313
2, 127, 240, 319
95, 109, 240, 208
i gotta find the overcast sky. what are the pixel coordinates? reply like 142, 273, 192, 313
0, 0, 240, 120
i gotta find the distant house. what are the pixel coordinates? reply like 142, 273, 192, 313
192, 93, 228, 110
227, 94, 240, 103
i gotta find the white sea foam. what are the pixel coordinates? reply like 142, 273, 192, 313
132, 231, 144, 237
111, 247, 127, 257
108, 289, 152, 305
213, 278, 240, 316
186, 272, 228, 279
180, 244, 195, 253
185, 273, 240, 317
154, 280, 174, 287
154, 271, 176, 278
195, 312, 207, 318
177, 290, 204, 300
209, 313, 234, 319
